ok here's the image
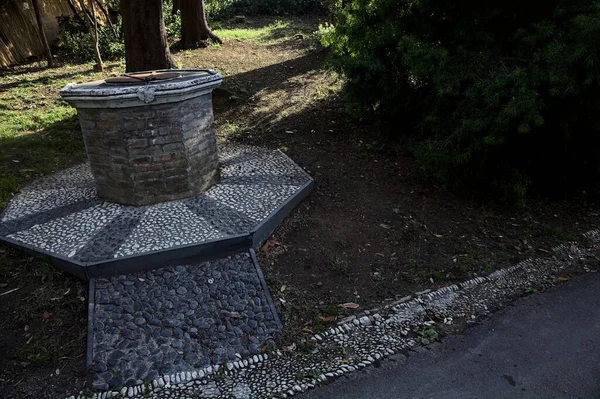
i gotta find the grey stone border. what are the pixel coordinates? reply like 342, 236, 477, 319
84, 233, 252, 278
249, 248, 283, 331
251, 177, 314, 250
87, 278, 96, 368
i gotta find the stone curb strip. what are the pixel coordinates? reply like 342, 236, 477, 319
64, 230, 600, 399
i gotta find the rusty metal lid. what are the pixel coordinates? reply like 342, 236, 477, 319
104, 71, 183, 85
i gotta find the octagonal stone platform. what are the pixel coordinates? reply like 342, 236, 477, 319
0, 145, 313, 279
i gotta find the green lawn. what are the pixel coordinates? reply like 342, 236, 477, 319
0, 64, 109, 210
213, 19, 301, 43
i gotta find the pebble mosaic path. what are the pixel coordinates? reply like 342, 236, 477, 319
0, 144, 314, 394
0, 145, 312, 274
65, 231, 600, 399
91, 250, 281, 391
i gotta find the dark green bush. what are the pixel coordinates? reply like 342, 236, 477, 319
56, 15, 124, 62
321, 0, 600, 202
204, 0, 327, 20
163, 0, 182, 40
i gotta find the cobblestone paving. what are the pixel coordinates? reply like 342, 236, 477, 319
91, 251, 281, 390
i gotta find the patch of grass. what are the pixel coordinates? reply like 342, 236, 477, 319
417, 327, 439, 345
538, 224, 573, 241
296, 340, 317, 353
327, 253, 349, 274
323, 305, 340, 316
217, 122, 249, 143
403, 260, 421, 284
312, 317, 325, 333
214, 20, 290, 42
0, 63, 110, 210
295, 369, 322, 380
213, 19, 314, 44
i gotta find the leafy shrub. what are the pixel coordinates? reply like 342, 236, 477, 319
56, 15, 124, 61
321, 0, 600, 202
204, 0, 327, 20
163, 0, 182, 40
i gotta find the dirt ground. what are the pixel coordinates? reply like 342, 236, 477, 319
187, 20, 600, 340
1, 16, 600, 398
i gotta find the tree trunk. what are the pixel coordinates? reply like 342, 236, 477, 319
77, 0, 103, 71
180, 0, 222, 49
89, 0, 103, 71
94, 0, 116, 37
31, 0, 54, 68
121, 0, 175, 72
65, 0, 87, 27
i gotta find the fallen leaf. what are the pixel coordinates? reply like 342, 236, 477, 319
434, 234, 443, 238
261, 237, 279, 253
570, 244, 578, 254
338, 302, 360, 309
379, 223, 391, 229
20, 362, 30, 367
228, 311, 242, 318
302, 327, 313, 333
282, 343, 296, 352
42, 311, 52, 320
280, 285, 286, 293
557, 276, 570, 282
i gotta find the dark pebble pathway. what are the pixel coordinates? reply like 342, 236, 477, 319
90, 251, 281, 390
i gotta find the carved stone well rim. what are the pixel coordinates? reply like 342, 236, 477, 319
59, 69, 223, 108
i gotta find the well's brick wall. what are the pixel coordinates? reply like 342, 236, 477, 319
76, 94, 220, 206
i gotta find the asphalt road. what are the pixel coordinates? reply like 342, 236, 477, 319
301, 273, 600, 399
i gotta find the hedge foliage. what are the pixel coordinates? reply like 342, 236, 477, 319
56, 15, 124, 62
321, 0, 600, 201
204, 0, 326, 19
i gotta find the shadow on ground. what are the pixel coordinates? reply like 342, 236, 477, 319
210, 45, 600, 342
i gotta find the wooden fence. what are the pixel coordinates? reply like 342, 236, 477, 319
0, 0, 106, 67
